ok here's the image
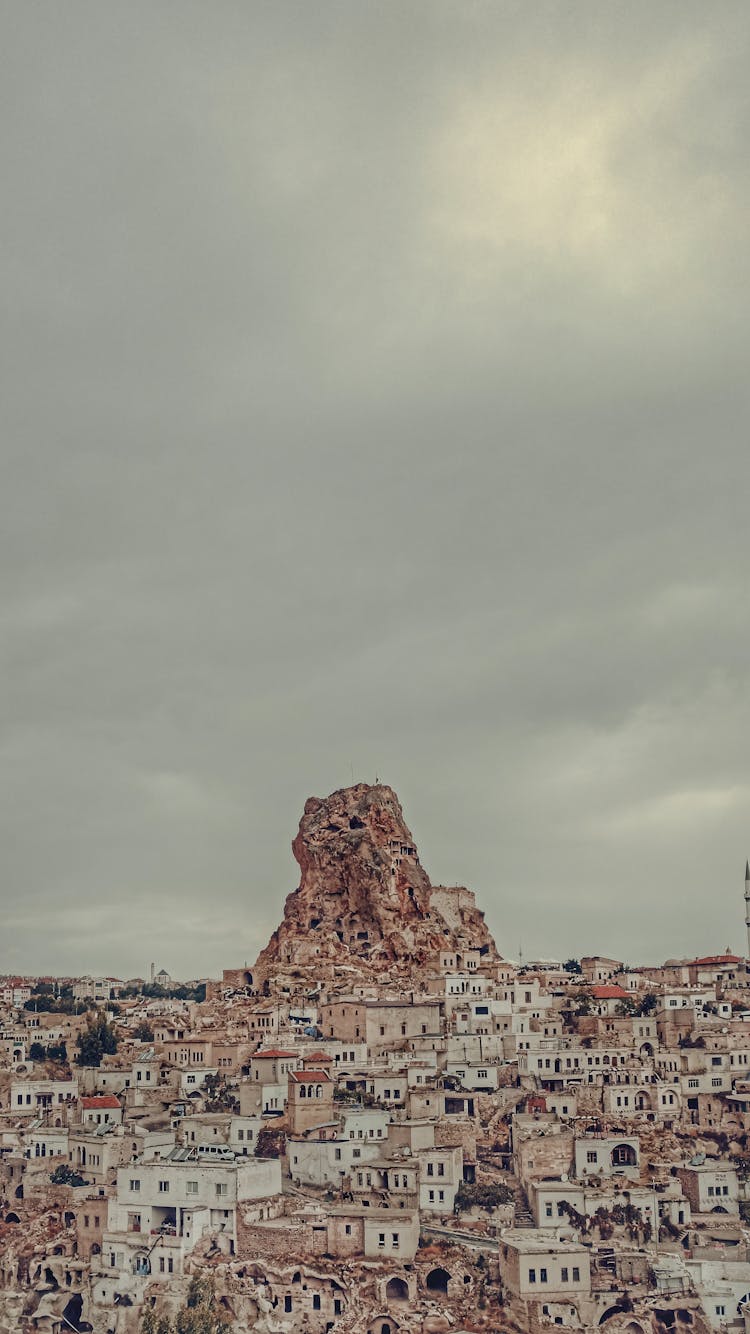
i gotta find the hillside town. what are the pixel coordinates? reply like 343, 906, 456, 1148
3, 784, 750, 1334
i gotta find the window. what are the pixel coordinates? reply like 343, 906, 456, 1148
540, 1268, 547, 1283
312, 1295, 321, 1311
378, 1233, 385, 1248
158, 1181, 169, 1193
561, 1267, 569, 1282
586, 1151, 597, 1163
187, 1181, 198, 1195
345, 1225, 351, 1236
129, 1180, 140, 1192
528, 1269, 536, 1283
545, 1204, 553, 1218
572, 1267, 580, 1282
392, 1233, 399, 1247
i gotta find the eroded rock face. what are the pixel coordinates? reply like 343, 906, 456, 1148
252, 783, 499, 984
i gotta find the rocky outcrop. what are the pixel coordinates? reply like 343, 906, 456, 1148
252, 783, 500, 986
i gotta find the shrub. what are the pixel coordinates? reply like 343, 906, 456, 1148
455, 1181, 514, 1212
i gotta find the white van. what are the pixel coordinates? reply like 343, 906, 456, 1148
197, 1143, 235, 1161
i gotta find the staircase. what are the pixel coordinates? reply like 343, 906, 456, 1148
512, 1181, 534, 1228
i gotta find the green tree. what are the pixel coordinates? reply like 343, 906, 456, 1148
255, 1125, 285, 1159
141, 1312, 172, 1334
175, 1277, 231, 1334
563, 958, 582, 974
134, 1020, 155, 1042
202, 1074, 237, 1113
29, 1041, 47, 1062
50, 1163, 87, 1187
75, 1010, 119, 1067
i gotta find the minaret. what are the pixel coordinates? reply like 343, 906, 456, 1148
745, 862, 750, 961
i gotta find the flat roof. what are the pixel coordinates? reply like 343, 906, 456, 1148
500, 1228, 588, 1253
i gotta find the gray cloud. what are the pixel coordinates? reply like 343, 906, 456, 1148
1, 1, 749, 977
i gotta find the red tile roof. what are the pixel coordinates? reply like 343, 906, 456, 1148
303, 1051, 333, 1062
81, 1095, 121, 1109
290, 1071, 331, 1084
590, 985, 629, 999
254, 1049, 297, 1060
694, 954, 742, 966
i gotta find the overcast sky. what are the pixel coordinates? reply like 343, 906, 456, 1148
2, 2, 749, 980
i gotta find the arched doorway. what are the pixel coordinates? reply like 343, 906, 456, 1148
386, 1277, 409, 1302
426, 1267, 450, 1294
599, 1304, 632, 1325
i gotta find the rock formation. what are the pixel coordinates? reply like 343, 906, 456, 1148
252, 782, 500, 987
